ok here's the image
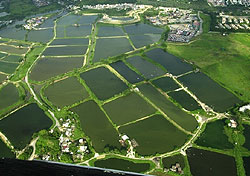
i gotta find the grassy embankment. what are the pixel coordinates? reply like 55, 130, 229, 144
167, 13, 250, 102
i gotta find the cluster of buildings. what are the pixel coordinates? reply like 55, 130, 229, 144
217, 15, 250, 30
164, 162, 184, 175
207, 0, 250, 6
23, 16, 48, 30
82, 3, 147, 11
32, 0, 50, 7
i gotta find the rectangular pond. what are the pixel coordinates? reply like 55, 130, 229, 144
138, 83, 198, 132
0, 61, 19, 74
168, 90, 201, 111
0, 83, 19, 111
70, 100, 121, 153
146, 48, 194, 76
2, 55, 22, 63
50, 38, 89, 46
43, 46, 88, 56
56, 26, 65, 38
0, 45, 28, 55
93, 37, 133, 63
65, 25, 92, 37
178, 72, 242, 112
103, 92, 156, 125
0, 104, 52, 149
129, 34, 161, 48
152, 76, 180, 92
119, 114, 188, 156
80, 67, 128, 100
187, 148, 237, 176
126, 56, 166, 80
57, 14, 81, 26
110, 61, 144, 84
97, 26, 125, 37
44, 77, 89, 108
27, 29, 54, 43
30, 57, 83, 81
77, 15, 98, 25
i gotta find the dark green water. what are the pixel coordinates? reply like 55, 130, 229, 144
243, 156, 250, 176
30, 57, 83, 81
0, 61, 19, 74
27, 29, 54, 43
44, 77, 89, 108
98, 26, 125, 37
152, 76, 180, 92
187, 148, 237, 176
66, 25, 92, 37
0, 73, 6, 83
168, 90, 201, 111
94, 158, 150, 173
110, 61, 144, 84
119, 114, 188, 155
127, 56, 166, 79
0, 45, 28, 55
80, 67, 128, 100
0, 104, 52, 149
243, 124, 250, 150
195, 120, 234, 149
70, 100, 120, 153
138, 83, 198, 132
77, 15, 98, 25
43, 46, 88, 56
146, 48, 193, 76
0, 83, 19, 111
57, 14, 81, 26
103, 92, 156, 125
129, 34, 161, 48
178, 72, 242, 112
0, 139, 15, 158
50, 38, 89, 46
2, 55, 21, 63
93, 38, 133, 62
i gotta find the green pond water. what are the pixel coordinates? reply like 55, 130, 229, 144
80, 67, 128, 100
70, 100, 120, 153
243, 124, 250, 150
178, 72, 242, 112
0, 83, 19, 110
152, 76, 180, 92
195, 120, 234, 149
0, 27, 27, 40
187, 148, 237, 176
110, 61, 144, 84
126, 56, 166, 79
98, 26, 125, 37
0, 73, 6, 83
93, 38, 133, 63
65, 25, 92, 37
129, 34, 161, 48
77, 15, 98, 25
50, 38, 89, 46
0, 104, 52, 149
2, 55, 21, 63
30, 57, 83, 81
168, 90, 201, 111
138, 83, 198, 132
162, 154, 185, 169
103, 92, 156, 125
243, 156, 250, 176
27, 29, 54, 43
0, 61, 19, 74
57, 14, 81, 26
43, 46, 88, 56
146, 48, 193, 76
124, 23, 163, 35
44, 77, 89, 108
119, 114, 188, 155
0, 52, 7, 58
94, 158, 150, 173
56, 26, 65, 38
0, 139, 15, 158
0, 45, 28, 55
